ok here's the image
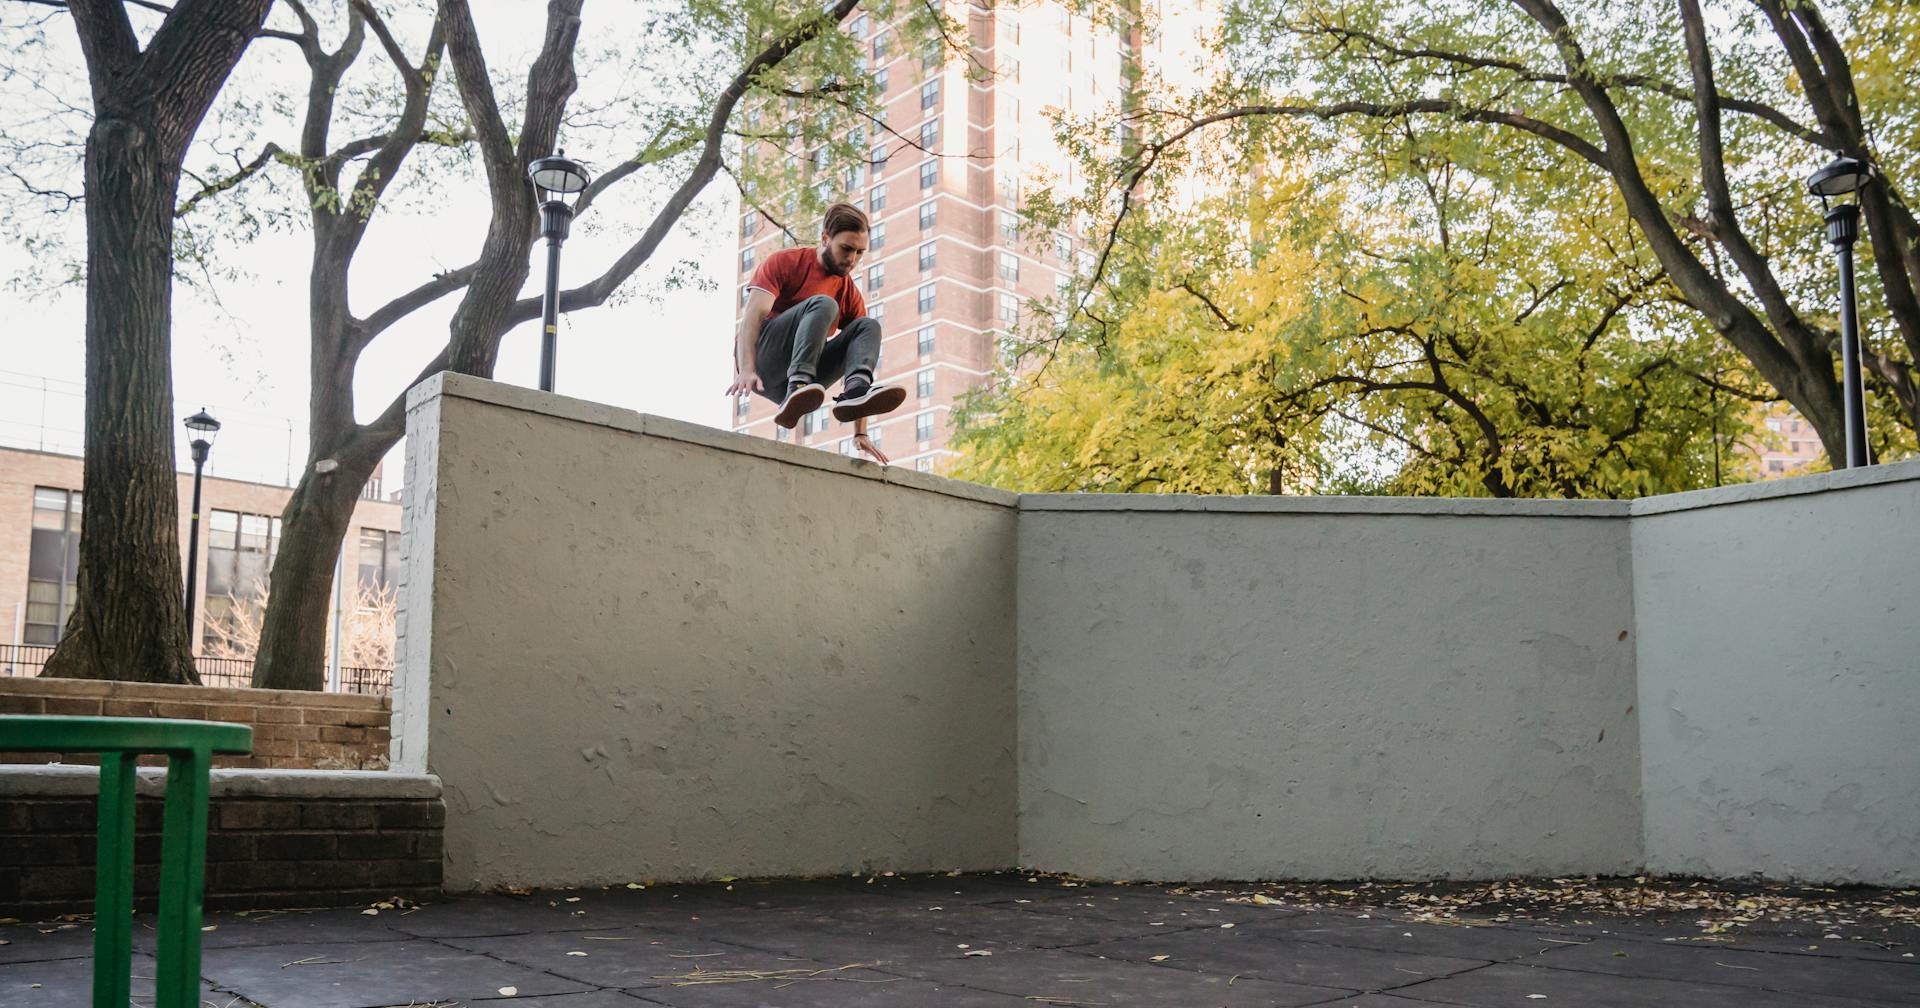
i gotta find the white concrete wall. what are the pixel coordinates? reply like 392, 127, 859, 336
398, 375, 1920, 888
1631, 462, 1920, 885
1016, 496, 1643, 881
398, 375, 1019, 892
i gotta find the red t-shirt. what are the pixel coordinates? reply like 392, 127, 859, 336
747, 247, 866, 333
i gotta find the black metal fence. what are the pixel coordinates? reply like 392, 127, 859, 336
0, 643, 391, 696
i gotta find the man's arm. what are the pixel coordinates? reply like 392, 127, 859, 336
728, 287, 775, 395
852, 416, 889, 464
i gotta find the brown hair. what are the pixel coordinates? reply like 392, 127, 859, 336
821, 202, 870, 238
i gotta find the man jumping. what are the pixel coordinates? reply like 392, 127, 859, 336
728, 202, 906, 462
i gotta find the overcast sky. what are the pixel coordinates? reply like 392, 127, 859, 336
0, 4, 737, 491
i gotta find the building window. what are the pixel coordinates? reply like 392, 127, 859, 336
870, 222, 887, 251
844, 163, 863, 191
203, 509, 281, 650
918, 325, 936, 356
917, 368, 935, 399
867, 263, 885, 291
999, 292, 1020, 324
358, 527, 400, 596
739, 286, 753, 306
872, 30, 888, 60
918, 200, 937, 230
871, 144, 889, 174
24, 486, 81, 646
921, 41, 943, 71
916, 412, 935, 442
999, 251, 1019, 282
1768, 459, 1786, 473
918, 282, 936, 314
920, 78, 939, 110
918, 241, 936, 271
874, 67, 889, 94
743, 211, 759, 237
775, 425, 790, 442
1054, 233, 1072, 260
919, 160, 938, 189
802, 410, 819, 436
870, 303, 886, 325
869, 183, 887, 213
740, 246, 756, 274
849, 13, 868, 37
916, 457, 934, 473
1001, 210, 1019, 243
918, 118, 939, 149
839, 438, 855, 456
736, 395, 751, 418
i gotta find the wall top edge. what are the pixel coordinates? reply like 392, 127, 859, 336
411, 372, 1020, 510
413, 373, 1920, 520
1019, 493, 1632, 518
0, 764, 442, 800
1627, 456, 1920, 516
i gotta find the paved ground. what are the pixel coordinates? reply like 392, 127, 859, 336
4, 872, 1917, 1007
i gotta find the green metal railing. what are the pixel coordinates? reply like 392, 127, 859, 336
0, 715, 251, 1008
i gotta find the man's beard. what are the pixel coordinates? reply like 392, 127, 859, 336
821, 253, 849, 276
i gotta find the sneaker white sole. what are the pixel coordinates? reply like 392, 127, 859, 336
774, 384, 826, 428
831, 384, 907, 422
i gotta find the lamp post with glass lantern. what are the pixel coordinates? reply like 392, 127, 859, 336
1806, 156, 1875, 468
527, 152, 592, 393
182, 409, 221, 644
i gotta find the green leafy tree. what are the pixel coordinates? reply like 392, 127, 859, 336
980, 0, 1918, 480
955, 138, 1757, 497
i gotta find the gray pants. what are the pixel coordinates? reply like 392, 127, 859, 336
754, 294, 882, 401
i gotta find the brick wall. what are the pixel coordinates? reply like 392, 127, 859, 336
0, 678, 389, 769
0, 767, 442, 916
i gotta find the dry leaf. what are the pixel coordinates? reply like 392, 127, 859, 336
567, 951, 588, 957
498, 987, 518, 996
964, 950, 992, 957
1149, 955, 1169, 962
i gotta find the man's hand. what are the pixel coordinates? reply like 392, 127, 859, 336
726, 371, 763, 397
853, 433, 889, 465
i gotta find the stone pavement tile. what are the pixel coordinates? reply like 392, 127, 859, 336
1090, 928, 1490, 992
651, 907, 1032, 965
0, 951, 236, 1008
1399, 961, 1902, 1008
446, 924, 820, 989
1239, 912, 1589, 962
882, 945, 1351, 1006
1535, 936, 1920, 1002
459, 993, 654, 1008
385, 889, 725, 939
1028, 888, 1306, 928
132, 906, 414, 951
1593, 926, 1920, 964
624, 969, 1036, 1007
199, 937, 592, 1008
720, 874, 1081, 911
904, 900, 1218, 949
0, 921, 94, 964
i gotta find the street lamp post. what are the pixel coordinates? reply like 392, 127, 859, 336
1806, 156, 1876, 468
182, 409, 221, 647
527, 151, 592, 393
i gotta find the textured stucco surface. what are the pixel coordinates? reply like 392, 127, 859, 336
1017, 508, 1643, 881
399, 375, 1919, 888
401, 375, 1017, 892
1633, 463, 1920, 885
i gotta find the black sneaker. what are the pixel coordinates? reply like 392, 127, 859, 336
774, 382, 826, 429
831, 382, 907, 422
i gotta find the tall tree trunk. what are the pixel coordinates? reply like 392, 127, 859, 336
41, 116, 197, 684
41, 0, 276, 683
251, 456, 372, 690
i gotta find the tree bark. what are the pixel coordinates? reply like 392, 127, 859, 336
42, 116, 198, 684
41, 0, 275, 684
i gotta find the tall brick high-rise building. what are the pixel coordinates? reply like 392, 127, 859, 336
732, 1, 1186, 471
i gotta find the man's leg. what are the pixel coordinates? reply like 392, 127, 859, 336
755, 295, 838, 426
824, 317, 907, 421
